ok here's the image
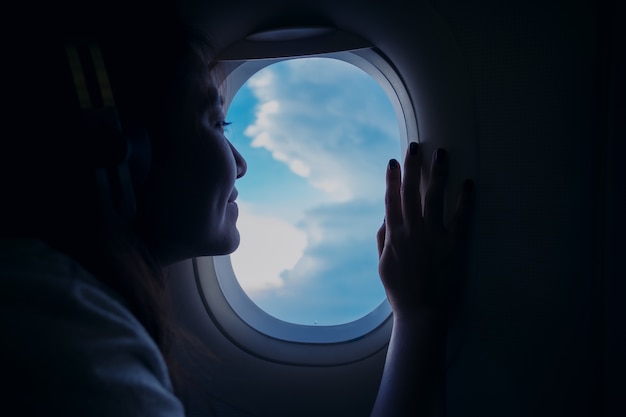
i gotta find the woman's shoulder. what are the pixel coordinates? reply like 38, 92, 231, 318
0, 237, 130, 319
0, 237, 108, 292
0, 237, 185, 416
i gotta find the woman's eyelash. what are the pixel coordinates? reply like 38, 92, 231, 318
216, 121, 232, 131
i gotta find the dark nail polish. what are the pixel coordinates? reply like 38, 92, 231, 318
389, 159, 398, 170
409, 142, 418, 155
435, 148, 447, 164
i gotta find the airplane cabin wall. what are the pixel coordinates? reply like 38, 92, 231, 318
425, 1, 620, 416
601, 0, 625, 414
170, 1, 623, 416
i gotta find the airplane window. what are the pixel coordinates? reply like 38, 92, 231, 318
200, 47, 416, 352
225, 57, 401, 326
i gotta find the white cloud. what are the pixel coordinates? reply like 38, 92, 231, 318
230, 202, 307, 292
241, 58, 400, 204
239, 200, 386, 325
287, 159, 310, 177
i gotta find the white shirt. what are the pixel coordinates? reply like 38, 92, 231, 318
0, 238, 185, 416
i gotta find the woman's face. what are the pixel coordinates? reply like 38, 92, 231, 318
136, 47, 247, 265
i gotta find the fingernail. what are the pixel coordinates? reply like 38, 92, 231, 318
409, 142, 418, 155
389, 159, 398, 170
435, 148, 447, 164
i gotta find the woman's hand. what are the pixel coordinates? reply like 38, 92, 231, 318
377, 142, 475, 323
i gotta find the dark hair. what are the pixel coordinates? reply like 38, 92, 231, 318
1, 0, 213, 395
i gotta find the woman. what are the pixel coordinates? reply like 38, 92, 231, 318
0, 1, 474, 416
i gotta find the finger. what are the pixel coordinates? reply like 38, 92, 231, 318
376, 220, 385, 258
401, 141, 423, 231
384, 159, 403, 234
424, 148, 449, 234
449, 179, 475, 252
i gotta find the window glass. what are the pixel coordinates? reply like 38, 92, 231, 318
226, 57, 400, 325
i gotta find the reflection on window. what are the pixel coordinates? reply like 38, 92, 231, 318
227, 57, 400, 325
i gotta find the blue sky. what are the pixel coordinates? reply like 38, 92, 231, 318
224, 57, 401, 325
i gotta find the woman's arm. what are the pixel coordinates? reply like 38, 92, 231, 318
371, 142, 475, 417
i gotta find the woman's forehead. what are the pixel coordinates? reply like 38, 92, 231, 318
188, 45, 227, 102
183, 49, 224, 106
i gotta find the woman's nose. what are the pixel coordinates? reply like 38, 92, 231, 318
231, 142, 247, 179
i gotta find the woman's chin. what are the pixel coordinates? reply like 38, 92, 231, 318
147, 221, 241, 264
215, 228, 241, 256
198, 226, 241, 257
